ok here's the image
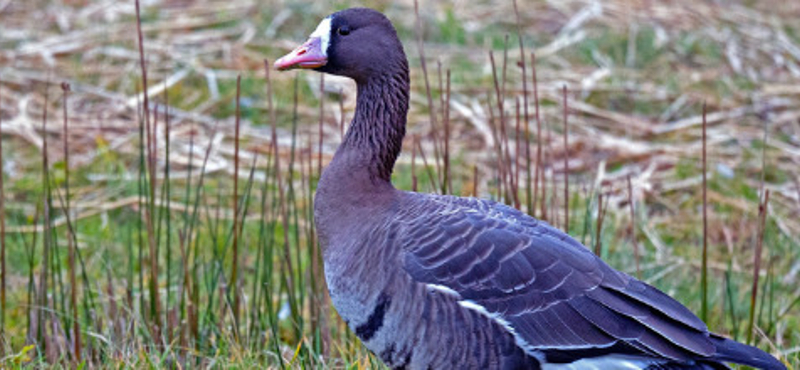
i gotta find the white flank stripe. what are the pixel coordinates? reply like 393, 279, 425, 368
425, 284, 461, 298
456, 300, 658, 369
456, 300, 546, 363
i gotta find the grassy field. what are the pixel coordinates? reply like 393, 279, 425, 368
0, 0, 799, 368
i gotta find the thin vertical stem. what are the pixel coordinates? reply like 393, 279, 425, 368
38, 83, 52, 353
250, 141, 272, 349
303, 139, 317, 363
725, 260, 739, 341
531, 53, 544, 220
133, 0, 152, 157
485, 90, 503, 201
701, 102, 709, 323
501, 35, 509, 109
489, 51, 518, 207
627, 175, 640, 279
25, 211, 40, 356
0, 79, 5, 341
747, 190, 769, 344
185, 121, 218, 355
178, 110, 195, 353
315, 73, 330, 358
134, 0, 160, 335
514, 0, 532, 215
318, 74, 325, 178
411, 135, 418, 192
163, 84, 172, 346
274, 72, 298, 342
747, 106, 771, 344
562, 85, 569, 232
287, 76, 304, 343
437, 61, 445, 194
136, 93, 145, 339
595, 191, 604, 256
443, 69, 452, 194
416, 140, 438, 193
178, 231, 190, 353
260, 60, 285, 364
413, 0, 442, 182
61, 82, 80, 363
472, 166, 479, 198
515, 98, 522, 208
230, 75, 242, 334
524, 108, 532, 215
545, 99, 554, 224
501, 38, 519, 208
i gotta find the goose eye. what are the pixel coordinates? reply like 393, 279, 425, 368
337, 26, 351, 36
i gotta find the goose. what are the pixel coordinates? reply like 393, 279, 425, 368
275, 7, 786, 370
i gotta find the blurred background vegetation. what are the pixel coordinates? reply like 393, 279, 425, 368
0, 0, 798, 368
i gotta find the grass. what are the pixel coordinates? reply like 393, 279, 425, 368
0, 0, 799, 368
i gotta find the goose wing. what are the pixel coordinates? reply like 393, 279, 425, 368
398, 195, 715, 363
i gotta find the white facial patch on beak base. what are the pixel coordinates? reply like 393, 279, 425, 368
274, 16, 332, 70
309, 17, 332, 57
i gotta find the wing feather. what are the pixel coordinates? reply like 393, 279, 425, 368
399, 195, 716, 362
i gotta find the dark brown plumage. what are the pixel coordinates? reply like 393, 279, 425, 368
276, 7, 786, 370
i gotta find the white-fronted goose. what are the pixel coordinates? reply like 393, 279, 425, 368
275, 7, 786, 370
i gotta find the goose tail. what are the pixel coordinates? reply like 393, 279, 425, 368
710, 334, 786, 370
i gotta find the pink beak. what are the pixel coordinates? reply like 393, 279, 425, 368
275, 37, 327, 70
